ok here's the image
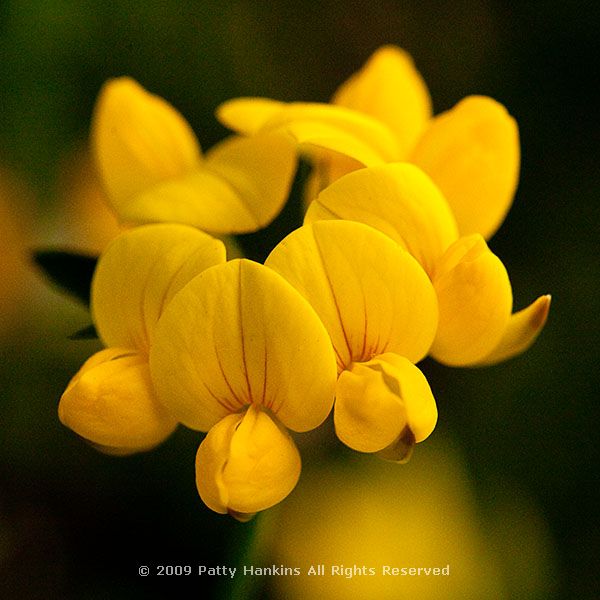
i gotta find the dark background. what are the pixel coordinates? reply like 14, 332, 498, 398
0, 1, 598, 598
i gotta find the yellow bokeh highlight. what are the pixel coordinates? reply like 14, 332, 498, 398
262, 441, 555, 600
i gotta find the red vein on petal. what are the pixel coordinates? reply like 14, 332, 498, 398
313, 234, 352, 368
200, 378, 237, 413
214, 337, 245, 408
238, 261, 254, 403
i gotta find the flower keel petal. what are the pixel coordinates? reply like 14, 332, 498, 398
195, 405, 301, 517
58, 348, 177, 453
334, 353, 437, 453
430, 235, 512, 366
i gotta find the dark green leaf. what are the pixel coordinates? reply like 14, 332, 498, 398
68, 324, 98, 340
32, 250, 98, 307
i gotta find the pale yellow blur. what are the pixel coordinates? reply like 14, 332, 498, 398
262, 441, 556, 600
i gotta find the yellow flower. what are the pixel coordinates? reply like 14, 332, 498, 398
92, 78, 296, 234
332, 45, 519, 240
305, 164, 550, 366
58, 224, 226, 454
216, 45, 519, 240
266, 220, 438, 460
148, 259, 337, 519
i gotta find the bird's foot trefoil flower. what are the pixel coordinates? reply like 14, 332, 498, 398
93, 78, 297, 234
58, 224, 226, 453
306, 163, 550, 366
149, 259, 337, 517
45, 45, 551, 521
217, 45, 519, 241
266, 220, 438, 457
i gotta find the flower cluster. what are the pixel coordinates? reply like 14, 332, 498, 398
57, 45, 550, 520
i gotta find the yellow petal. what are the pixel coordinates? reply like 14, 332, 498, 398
216, 97, 286, 135
411, 96, 520, 239
334, 353, 437, 454
196, 404, 301, 517
262, 102, 401, 165
477, 295, 551, 366
92, 77, 202, 214
430, 234, 513, 366
219, 96, 400, 164
333, 45, 432, 158
266, 220, 438, 371
92, 224, 225, 352
305, 163, 459, 276
301, 153, 365, 211
58, 348, 177, 453
149, 259, 336, 432
111, 132, 296, 234
203, 132, 297, 230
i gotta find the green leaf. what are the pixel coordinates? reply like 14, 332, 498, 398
32, 250, 98, 307
68, 324, 98, 340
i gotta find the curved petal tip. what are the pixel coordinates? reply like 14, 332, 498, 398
477, 294, 551, 366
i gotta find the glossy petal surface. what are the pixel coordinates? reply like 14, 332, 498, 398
150, 259, 336, 432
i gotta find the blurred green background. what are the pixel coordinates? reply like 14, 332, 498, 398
0, 1, 598, 598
